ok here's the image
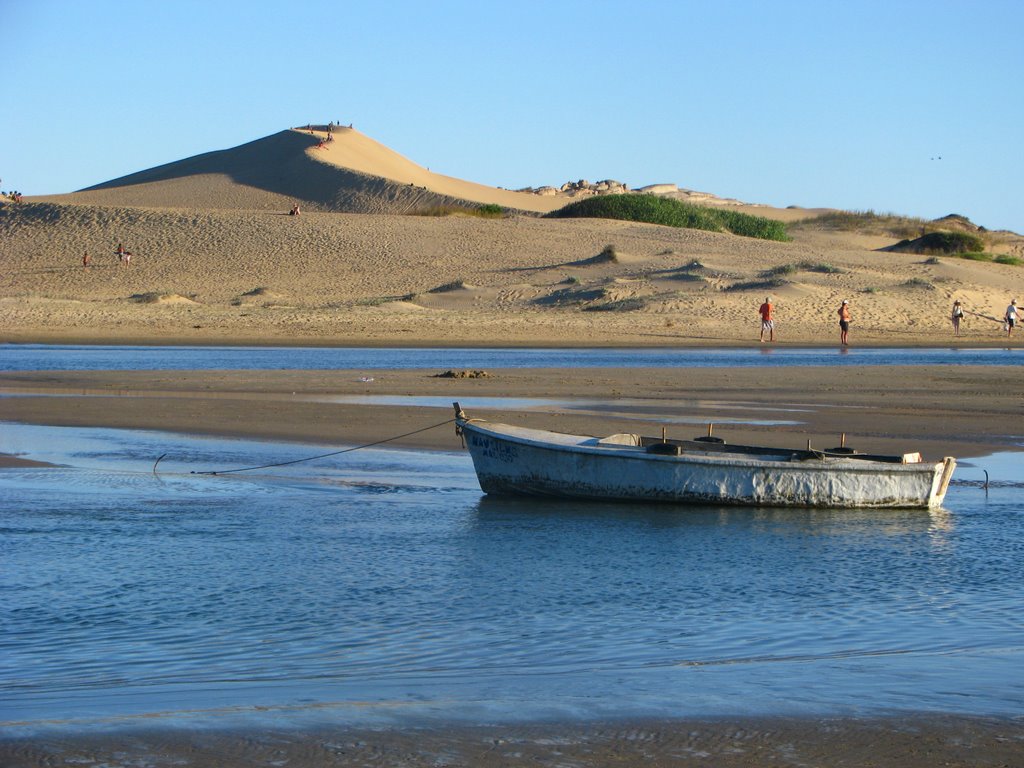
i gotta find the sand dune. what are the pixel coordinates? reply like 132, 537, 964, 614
36, 125, 814, 220
2, 196, 1023, 346
4, 124, 1023, 346
37, 127, 568, 215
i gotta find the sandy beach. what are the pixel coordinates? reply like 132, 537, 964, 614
2, 203, 1022, 348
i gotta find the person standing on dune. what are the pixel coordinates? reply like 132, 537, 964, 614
1005, 299, 1019, 337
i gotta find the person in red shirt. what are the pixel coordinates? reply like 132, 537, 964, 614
758, 296, 774, 342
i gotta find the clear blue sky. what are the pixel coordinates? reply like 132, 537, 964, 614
2, 0, 1022, 232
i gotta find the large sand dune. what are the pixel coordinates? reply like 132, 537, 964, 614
40, 127, 568, 215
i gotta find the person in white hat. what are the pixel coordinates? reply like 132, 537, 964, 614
1005, 299, 1019, 337
837, 299, 851, 345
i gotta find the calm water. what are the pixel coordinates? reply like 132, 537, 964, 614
2, 423, 1022, 735
1, 343, 1022, 372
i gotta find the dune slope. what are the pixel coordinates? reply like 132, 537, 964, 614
40, 127, 564, 215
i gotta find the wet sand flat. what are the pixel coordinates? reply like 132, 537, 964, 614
1, 364, 1020, 462
2, 715, 1022, 767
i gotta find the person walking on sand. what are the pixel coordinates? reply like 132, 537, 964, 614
1006, 299, 1019, 337
82, 250, 91, 269
837, 299, 851, 345
951, 299, 964, 337
758, 296, 774, 342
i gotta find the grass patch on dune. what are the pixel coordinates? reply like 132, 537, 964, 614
475, 203, 505, 218
130, 292, 197, 305
582, 297, 648, 312
793, 209, 1006, 248
994, 254, 1023, 266
802, 261, 843, 274
761, 264, 799, 277
428, 279, 475, 293
546, 194, 789, 241
409, 203, 506, 218
568, 244, 623, 267
361, 294, 419, 306
650, 260, 714, 284
791, 209, 934, 238
724, 278, 790, 293
760, 261, 844, 278
943, 252, 1023, 266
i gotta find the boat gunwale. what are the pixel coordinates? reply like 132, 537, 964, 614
458, 418, 944, 475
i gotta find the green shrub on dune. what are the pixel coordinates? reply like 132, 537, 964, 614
888, 230, 985, 255
546, 194, 789, 242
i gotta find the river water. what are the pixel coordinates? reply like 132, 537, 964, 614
2, 422, 1022, 735
1, 343, 1022, 372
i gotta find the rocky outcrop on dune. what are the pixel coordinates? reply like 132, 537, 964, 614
517, 179, 759, 209
518, 179, 629, 197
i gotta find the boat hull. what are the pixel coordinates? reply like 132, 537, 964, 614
459, 419, 955, 509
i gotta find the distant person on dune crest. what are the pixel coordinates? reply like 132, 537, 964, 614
289, 204, 301, 216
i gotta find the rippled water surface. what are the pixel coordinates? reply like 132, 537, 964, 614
2, 424, 1022, 733
1, 343, 1022, 372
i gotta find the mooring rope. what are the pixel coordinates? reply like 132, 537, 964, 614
187, 417, 456, 476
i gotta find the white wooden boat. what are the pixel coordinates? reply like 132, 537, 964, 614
454, 404, 956, 509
